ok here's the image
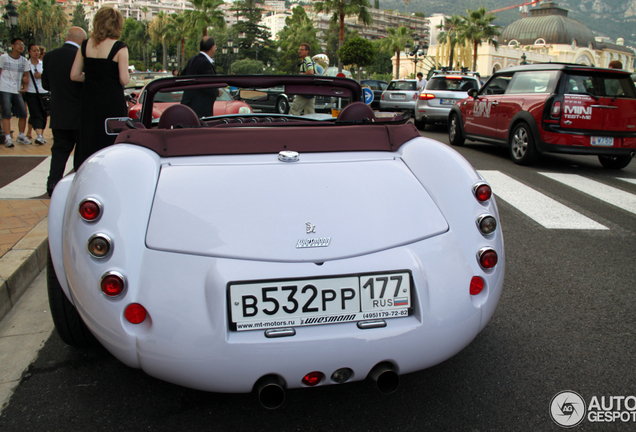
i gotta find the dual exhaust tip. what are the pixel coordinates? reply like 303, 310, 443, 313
255, 362, 399, 409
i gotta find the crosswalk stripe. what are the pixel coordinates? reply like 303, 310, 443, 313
0, 157, 73, 199
618, 178, 636, 186
479, 170, 607, 230
540, 173, 636, 216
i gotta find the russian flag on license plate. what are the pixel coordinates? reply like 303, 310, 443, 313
394, 297, 408, 306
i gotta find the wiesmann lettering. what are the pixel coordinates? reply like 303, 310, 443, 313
296, 238, 331, 248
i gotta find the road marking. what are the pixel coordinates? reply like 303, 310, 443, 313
618, 178, 636, 186
0, 157, 73, 199
479, 170, 607, 230
541, 173, 636, 216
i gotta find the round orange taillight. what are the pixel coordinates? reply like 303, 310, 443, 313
100, 271, 125, 297
473, 183, 492, 202
478, 248, 498, 269
125, 303, 147, 324
88, 233, 112, 258
79, 198, 102, 222
302, 372, 323, 386
470, 276, 485, 295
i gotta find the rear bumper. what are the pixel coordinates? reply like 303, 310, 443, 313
415, 105, 452, 123
537, 126, 636, 156
379, 101, 416, 112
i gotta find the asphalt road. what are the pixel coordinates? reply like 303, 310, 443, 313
1, 126, 635, 431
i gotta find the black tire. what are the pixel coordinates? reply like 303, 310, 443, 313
448, 113, 465, 146
509, 121, 538, 165
598, 155, 632, 169
47, 250, 98, 347
275, 98, 289, 114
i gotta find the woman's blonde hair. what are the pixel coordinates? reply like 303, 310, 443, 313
91, 7, 124, 46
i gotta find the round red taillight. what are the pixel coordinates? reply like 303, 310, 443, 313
302, 372, 323, 386
100, 271, 125, 297
474, 183, 492, 202
79, 198, 101, 222
478, 248, 498, 269
125, 303, 147, 324
470, 276, 485, 295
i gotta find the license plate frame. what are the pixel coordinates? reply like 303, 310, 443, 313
391, 94, 406, 100
228, 271, 412, 331
591, 136, 614, 146
440, 98, 456, 105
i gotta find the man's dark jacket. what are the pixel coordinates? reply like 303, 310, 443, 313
42, 43, 83, 130
180, 53, 217, 117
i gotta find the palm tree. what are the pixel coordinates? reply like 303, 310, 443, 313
148, 11, 171, 70
461, 7, 501, 71
436, 15, 464, 69
18, 0, 66, 48
165, 12, 189, 71
188, 0, 226, 37
378, 25, 411, 79
313, 0, 372, 71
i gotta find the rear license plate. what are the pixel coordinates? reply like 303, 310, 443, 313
440, 99, 456, 105
391, 94, 405, 100
229, 271, 411, 331
591, 136, 614, 146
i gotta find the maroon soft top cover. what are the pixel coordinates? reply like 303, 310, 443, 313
115, 123, 421, 157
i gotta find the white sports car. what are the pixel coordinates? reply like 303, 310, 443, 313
47, 75, 505, 409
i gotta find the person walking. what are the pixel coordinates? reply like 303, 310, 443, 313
180, 36, 218, 117
71, 6, 129, 168
42, 26, 87, 197
25, 43, 47, 145
0, 38, 31, 147
416, 72, 427, 92
289, 43, 315, 116
26, 45, 47, 139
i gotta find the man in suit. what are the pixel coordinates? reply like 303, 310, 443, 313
180, 36, 218, 117
42, 26, 87, 197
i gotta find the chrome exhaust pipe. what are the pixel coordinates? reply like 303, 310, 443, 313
630, 151, 635, 158
254, 375, 286, 409
368, 362, 400, 394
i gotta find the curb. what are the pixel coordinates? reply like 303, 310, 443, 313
0, 218, 49, 322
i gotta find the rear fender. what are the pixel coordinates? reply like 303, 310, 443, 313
48, 174, 75, 302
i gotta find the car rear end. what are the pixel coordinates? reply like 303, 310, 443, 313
379, 80, 419, 113
540, 67, 636, 166
415, 75, 480, 125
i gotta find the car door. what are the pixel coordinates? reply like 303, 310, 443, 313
464, 74, 512, 138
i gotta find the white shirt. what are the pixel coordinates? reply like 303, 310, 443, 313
417, 78, 427, 91
26, 59, 46, 94
0, 53, 29, 94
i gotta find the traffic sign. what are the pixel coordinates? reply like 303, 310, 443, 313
363, 88, 374, 105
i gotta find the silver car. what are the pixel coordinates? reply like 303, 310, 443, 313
379, 79, 419, 114
415, 73, 480, 130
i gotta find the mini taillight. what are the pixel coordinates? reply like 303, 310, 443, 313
302, 372, 323, 386
100, 271, 125, 297
125, 303, 147, 324
88, 234, 112, 258
79, 198, 101, 222
419, 93, 435, 100
478, 248, 498, 269
470, 276, 485, 295
381, 93, 385, 99
551, 101, 562, 118
477, 215, 497, 235
412, 93, 418, 100
473, 183, 492, 202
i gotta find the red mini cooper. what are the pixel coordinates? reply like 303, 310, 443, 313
449, 63, 636, 169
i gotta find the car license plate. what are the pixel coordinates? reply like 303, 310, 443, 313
392, 94, 405, 100
229, 271, 411, 331
591, 136, 614, 146
440, 99, 456, 105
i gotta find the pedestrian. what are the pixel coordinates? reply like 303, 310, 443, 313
24, 43, 47, 145
289, 43, 315, 116
416, 72, 427, 92
0, 37, 32, 147
42, 26, 87, 197
172, 68, 179, 77
71, 6, 129, 168
26, 45, 47, 141
180, 36, 219, 117
608, 60, 623, 69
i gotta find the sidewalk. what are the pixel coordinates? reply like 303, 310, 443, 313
0, 118, 55, 322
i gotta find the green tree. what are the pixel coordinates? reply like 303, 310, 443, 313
229, 0, 272, 61
313, 0, 372, 71
187, 0, 226, 37
337, 36, 375, 81
18, 0, 67, 48
148, 11, 171, 70
323, 20, 358, 66
165, 12, 189, 70
71, 3, 89, 32
231, 58, 265, 74
378, 25, 411, 79
437, 15, 464, 69
461, 7, 501, 71
277, 7, 321, 74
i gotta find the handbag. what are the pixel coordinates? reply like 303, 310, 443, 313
29, 67, 50, 115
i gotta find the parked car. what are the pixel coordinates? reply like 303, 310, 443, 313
47, 74, 504, 409
361, 79, 388, 109
379, 79, 419, 115
415, 71, 480, 129
449, 63, 636, 168
234, 86, 340, 114
323, 67, 353, 78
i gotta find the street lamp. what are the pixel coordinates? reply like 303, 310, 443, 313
520, 53, 528, 65
405, 36, 429, 76
3, 0, 19, 40
253, 41, 261, 61
222, 37, 239, 74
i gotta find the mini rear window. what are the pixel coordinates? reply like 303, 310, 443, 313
427, 77, 479, 91
388, 81, 417, 91
565, 73, 636, 98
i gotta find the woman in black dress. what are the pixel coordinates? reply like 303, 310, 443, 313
71, 6, 130, 168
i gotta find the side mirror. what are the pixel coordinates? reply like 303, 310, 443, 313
468, 88, 478, 98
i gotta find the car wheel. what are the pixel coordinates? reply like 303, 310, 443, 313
275, 98, 289, 114
598, 155, 632, 169
448, 113, 465, 146
509, 122, 537, 165
47, 250, 98, 348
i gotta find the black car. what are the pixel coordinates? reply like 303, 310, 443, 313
361, 79, 388, 109
235, 86, 339, 114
